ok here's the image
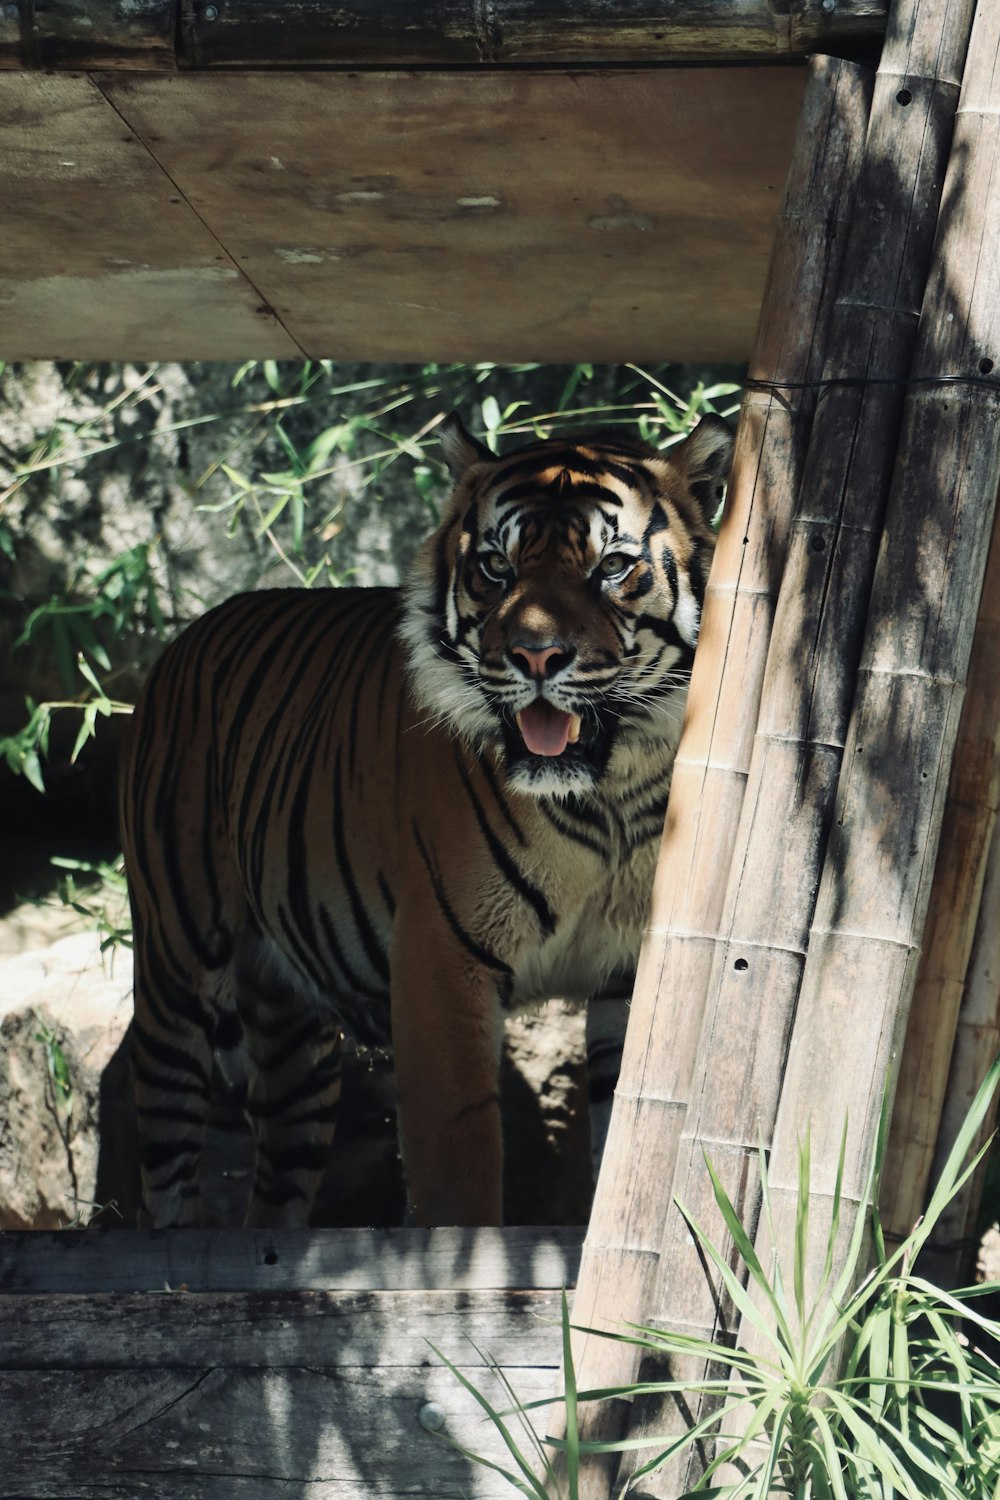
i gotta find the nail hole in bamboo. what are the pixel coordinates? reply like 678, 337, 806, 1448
810, 533, 826, 552
734, 958, 749, 972
980, 357, 994, 373
897, 88, 913, 105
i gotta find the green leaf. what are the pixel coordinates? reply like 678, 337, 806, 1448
427, 1342, 549, 1500
220, 462, 255, 492
21, 748, 45, 793
76, 654, 105, 697
560, 1291, 580, 1500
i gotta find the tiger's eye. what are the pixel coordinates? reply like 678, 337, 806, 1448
480, 551, 512, 582
599, 552, 634, 580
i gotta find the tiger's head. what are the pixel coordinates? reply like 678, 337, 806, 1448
402, 412, 733, 798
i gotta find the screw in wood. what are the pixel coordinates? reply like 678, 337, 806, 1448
419, 1402, 447, 1432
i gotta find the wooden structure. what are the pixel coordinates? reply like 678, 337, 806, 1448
0, 4, 894, 363
7, 2, 1000, 1498
0, 1226, 583, 1498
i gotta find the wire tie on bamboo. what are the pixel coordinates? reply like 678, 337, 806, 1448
744, 370, 1000, 394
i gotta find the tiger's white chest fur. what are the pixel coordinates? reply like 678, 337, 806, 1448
510, 838, 658, 1005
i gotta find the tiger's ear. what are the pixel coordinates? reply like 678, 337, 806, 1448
438, 411, 494, 480
672, 414, 734, 516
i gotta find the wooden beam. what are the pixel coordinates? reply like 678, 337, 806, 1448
0, 1226, 583, 1499
0, 71, 299, 360
0, 1224, 583, 1294
0, 0, 890, 72
1, 67, 804, 362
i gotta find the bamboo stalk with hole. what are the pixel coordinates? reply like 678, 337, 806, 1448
881, 495, 1000, 1252
550, 57, 873, 1493
616, 4, 977, 1493
741, 0, 1000, 1428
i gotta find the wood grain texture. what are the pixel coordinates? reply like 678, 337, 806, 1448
0, 71, 299, 359
0, 1287, 564, 1366
0, 1228, 580, 1499
0, 0, 889, 70
89, 67, 802, 365
180, 0, 889, 67
0, 1364, 557, 1499
0, 1224, 583, 1294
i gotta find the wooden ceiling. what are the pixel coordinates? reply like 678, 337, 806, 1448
0, 2, 887, 363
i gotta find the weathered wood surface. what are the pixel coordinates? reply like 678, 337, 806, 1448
6, 0, 176, 70
0, 71, 299, 360
0, 0, 890, 71
0, 1224, 583, 1293
0, 1363, 557, 1499
0, 1228, 580, 1498
0, 1287, 565, 1365
1, 66, 803, 362
555, 53, 873, 1496
882, 500, 1000, 1246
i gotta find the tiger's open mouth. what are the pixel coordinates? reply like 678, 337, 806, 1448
500, 698, 612, 788
515, 701, 582, 757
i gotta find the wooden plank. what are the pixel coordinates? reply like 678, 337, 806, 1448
0, 1287, 564, 1366
32, 1, 175, 69
0, 1364, 557, 1499
0, 1225, 583, 1294
179, 0, 888, 68
0, 71, 299, 360
0, 1, 889, 71
93, 67, 804, 363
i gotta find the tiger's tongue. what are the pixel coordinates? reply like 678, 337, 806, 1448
517, 700, 573, 757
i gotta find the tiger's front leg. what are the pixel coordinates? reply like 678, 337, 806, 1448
390, 919, 505, 1227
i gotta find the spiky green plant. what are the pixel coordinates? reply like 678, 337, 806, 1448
439, 1055, 1000, 1499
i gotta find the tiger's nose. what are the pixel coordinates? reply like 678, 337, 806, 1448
510, 642, 574, 679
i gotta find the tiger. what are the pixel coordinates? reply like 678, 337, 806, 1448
120, 410, 733, 1229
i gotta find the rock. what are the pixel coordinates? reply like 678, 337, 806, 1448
0, 933, 132, 1229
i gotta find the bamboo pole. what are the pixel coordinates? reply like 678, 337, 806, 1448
746, 0, 1000, 1403
617, 3, 976, 1493
551, 57, 873, 1493
882, 492, 1000, 1248
931, 801, 1000, 1265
